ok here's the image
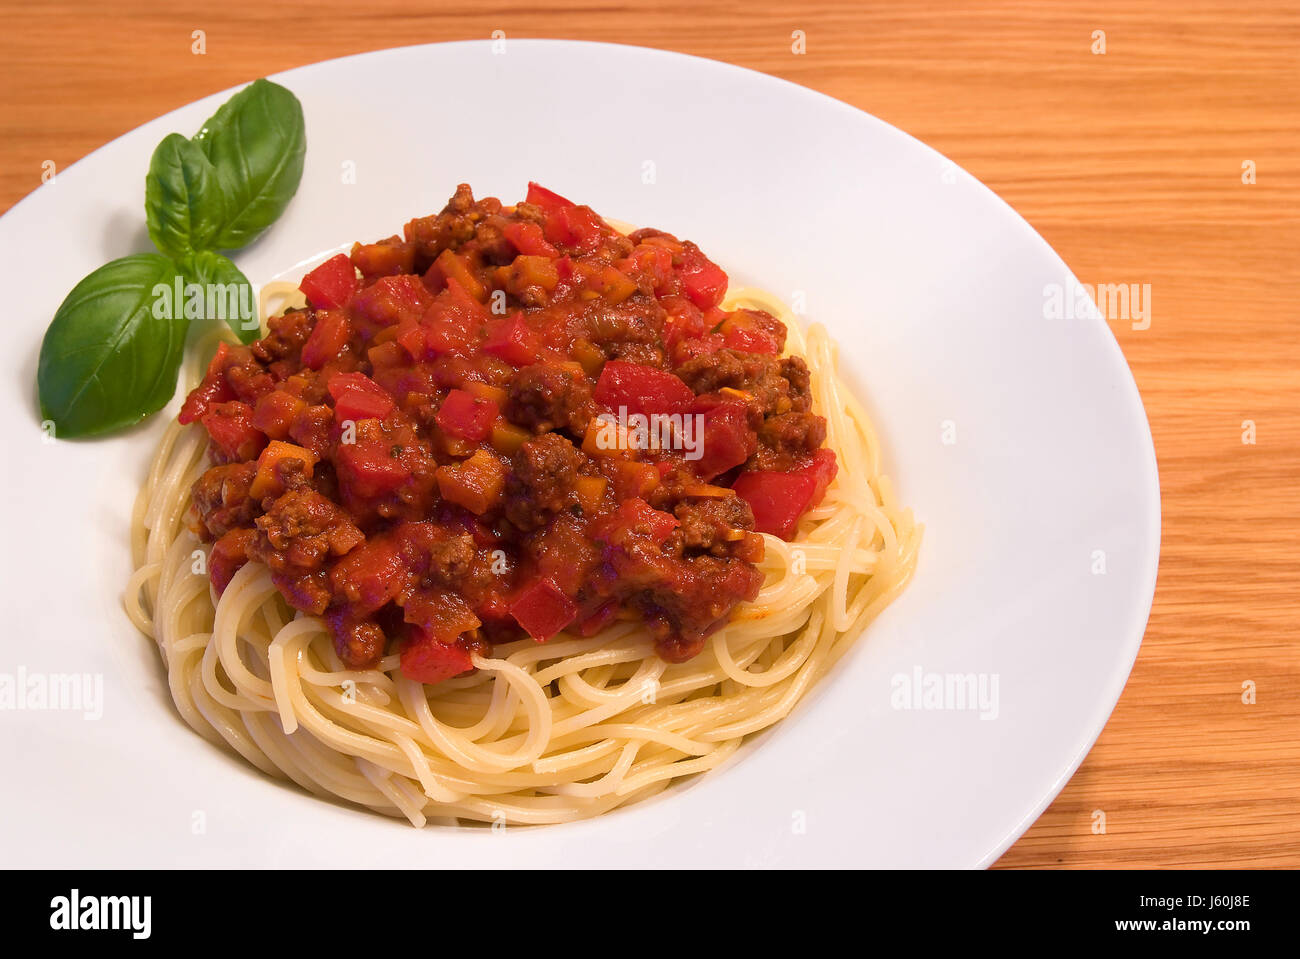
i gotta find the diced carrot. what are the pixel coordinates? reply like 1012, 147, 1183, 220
592, 266, 638, 303
366, 341, 406, 369
610, 459, 659, 501
429, 249, 486, 302
575, 475, 609, 515
506, 255, 559, 292
464, 382, 509, 406
582, 416, 630, 458
490, 421, 530, 455
371, 323, 400, 345
251, 390, 307, 440
436, 449, 506, 514
571, 339, 605, 377
249, 441, 318, 499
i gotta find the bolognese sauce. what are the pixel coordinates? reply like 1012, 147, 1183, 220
180, 183, 836, 685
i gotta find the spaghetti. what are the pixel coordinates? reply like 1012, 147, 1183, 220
124, 203, 920, 827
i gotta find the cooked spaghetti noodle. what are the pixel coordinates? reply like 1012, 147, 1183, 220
125, 225, 919, 827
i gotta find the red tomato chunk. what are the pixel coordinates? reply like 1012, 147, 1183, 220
299, 254, 357, 310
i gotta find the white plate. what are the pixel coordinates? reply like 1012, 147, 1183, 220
0, 40, 1159, 868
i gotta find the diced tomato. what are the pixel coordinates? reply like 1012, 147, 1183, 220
509, 578, 578, 642
716, 309, 783, 355
402, 587, 481, 641
721, 325, 777, 354
435, 389, 498, 443
299, 254, 357, 310
335, 390, 393, 423
483, 313, 540, 366
422, 278, 493, 356
300, 310, 351, 369
525, 184, 605, 251
735, 451, 836, 537
393, 320, 426, 360
327, 372, 395, 422
619, 245, 674, 296
200, 401, 266, 461
503, 220, 559, 257
805, 449, 838, 502
599, 498, 680, 545
543, 204, 606, 251
525, 182, 576, 212
677, 246, 728, 310
337, 443, 411, 496
348, 274, 433, 339
179, 342, 234, 424
593, 361, 695, 417
691, 399, 756, 481
400, 628, 476, 685
329, 373, 376, 400
422, 319, 475, 358
732, 470, 817, 540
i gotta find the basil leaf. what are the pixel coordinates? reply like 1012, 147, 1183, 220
193, 79, 305, 250
38, 255, 188, 438
178, 250, 261, 343
144, 134, 226, 258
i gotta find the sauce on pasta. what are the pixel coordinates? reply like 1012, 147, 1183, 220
179, 184, 837, 685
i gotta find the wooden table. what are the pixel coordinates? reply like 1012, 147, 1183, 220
3, 1, 1296, 867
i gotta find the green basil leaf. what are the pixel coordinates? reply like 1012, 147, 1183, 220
38, 255, 188, 438
193, 78, 306, 250
144, 133, 226, 258
177, 250, 261, 343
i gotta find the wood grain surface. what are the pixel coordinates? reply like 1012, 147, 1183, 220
2, 1, 1296, 867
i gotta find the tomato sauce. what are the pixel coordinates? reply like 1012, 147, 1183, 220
181, 183, 835, 683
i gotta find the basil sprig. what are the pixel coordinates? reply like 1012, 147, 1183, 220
38, 256, 188, 438
177, 251, 260, 344
192, 79, 306, 250
144, 133, 226, 258
37, 78, 306, 438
